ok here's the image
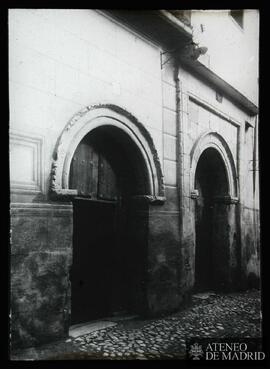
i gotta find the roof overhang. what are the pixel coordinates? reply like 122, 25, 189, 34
99, 10, 258, 116
99, 9, 192, 50
178, 56, 259, 116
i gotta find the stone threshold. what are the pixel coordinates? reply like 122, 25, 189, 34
69, 314, 138, 338
192, 291, 216, 300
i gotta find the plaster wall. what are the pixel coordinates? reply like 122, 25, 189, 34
191, 9, 259, 105
9, 9, 164, 203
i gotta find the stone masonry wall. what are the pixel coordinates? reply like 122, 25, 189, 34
10, 204, 73, 348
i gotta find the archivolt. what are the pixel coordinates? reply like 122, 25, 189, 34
190, 131, 238, 198
50, 104, 165, 201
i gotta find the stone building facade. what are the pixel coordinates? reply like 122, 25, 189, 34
9, 9, 259, 348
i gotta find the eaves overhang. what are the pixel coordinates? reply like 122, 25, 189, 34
157, 10, 193, 39
99, 9, 258, 116
99, 9, 193, 50
178, 56, 259, 116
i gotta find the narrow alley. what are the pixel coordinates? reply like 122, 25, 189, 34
11, 290, 262, 360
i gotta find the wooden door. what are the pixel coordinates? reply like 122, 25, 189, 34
69, 133, 131, 324
71, 199, 117, 323
69, 135, 118, 200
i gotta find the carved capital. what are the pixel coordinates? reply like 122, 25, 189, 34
131, 195, 166, 205
190, 189, 199, 199
50, 188, 79, 201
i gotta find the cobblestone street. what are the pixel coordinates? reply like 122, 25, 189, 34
11, 290, 262, 360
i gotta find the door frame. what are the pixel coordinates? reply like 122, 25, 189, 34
190, 131, 239, 291
50, 104, 166, 330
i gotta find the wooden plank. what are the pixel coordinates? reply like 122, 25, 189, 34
98, 154, 118, 201
89, 145, 99, 198
70, 135, 120, 200
69, 138, 99, 197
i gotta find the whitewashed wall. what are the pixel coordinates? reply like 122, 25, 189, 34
9, 9, 164, 200
191, 9, 259, 105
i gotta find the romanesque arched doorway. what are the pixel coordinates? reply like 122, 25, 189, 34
190, 132, 239, 293
70, 126, 150, 323
50, 104, 165, 325
194, 148, 229, 291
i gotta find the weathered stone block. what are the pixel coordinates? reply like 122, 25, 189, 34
11, 251, 71, 348
163, 134, 177, 161
163, 108, 177, 136
11, 216, 48, 255
11, 251, 70, 309
181, 93, 189, 114
11, 310, 66, 349
179, 244, 195, 291
147, 284, 182, 315
10, 206, 73, 255
241, 207, 260, 289
162, 82, 176, 111
188, 100, 199, 124
47, 215, 73, 250
162, 186, 180, 212
187, 120, 199, 142
181, 111, 190, 134
163, 159, 177, 186
209, 113, 220, 131
148, 212, 180, 251
161, 58, 175, 86
181, 207, 195, 239
146, 212, 181, 314
198, 106, 210, 128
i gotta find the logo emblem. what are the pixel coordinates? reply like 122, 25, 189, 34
189, 342, 204, 360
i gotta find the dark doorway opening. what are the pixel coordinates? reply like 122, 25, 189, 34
194, 148, 229, 292
69, 126, 149, 324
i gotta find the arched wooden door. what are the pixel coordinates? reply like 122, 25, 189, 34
69, 127, 148, 324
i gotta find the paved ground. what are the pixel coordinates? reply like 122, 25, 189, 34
11, 290, 262, 360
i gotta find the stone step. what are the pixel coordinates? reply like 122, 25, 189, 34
69, 321, 117, 338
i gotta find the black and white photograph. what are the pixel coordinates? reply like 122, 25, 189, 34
8, 8, 263, 361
